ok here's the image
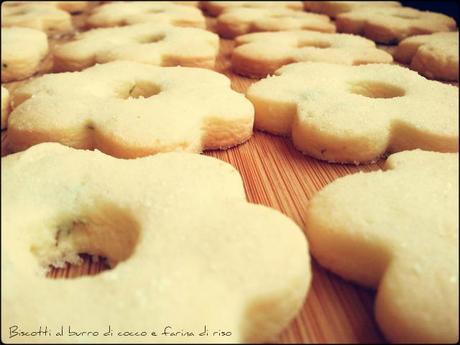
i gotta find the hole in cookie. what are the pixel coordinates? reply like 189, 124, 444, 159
46, 254, 110, 279
32, 202, 141, 279
137, 33, 166, 44
119, 81, 162, 99
298, 41, 331, 49
349, 81, 405, 99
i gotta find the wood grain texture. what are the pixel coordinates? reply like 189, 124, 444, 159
3, 4, 455, 343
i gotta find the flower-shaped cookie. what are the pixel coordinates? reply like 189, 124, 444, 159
2, 142, 310, 343
54, 23, 219, 72
395, 32, 459, 82
1, 27, 49, 82
201, 1, 303, 17
304, 1, 401, 18
305, 150, 458, 343
246, 62, 458, 164
1, 2, 73, 34
3, 1, 89, 13
232, 30, 393, 78
7, 61, 254, 158
1, 86, 9, 129
336, 6, 457, 44
216, 7, 335, 38
87, 1, 206, 29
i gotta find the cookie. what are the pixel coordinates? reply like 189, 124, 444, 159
246, 62, 459, 164
174, 1, 199, 6
336, 7, 457, 44
86, 2, 206, 29
1, 27, 49, 82
54, 23, 219, 72
216, 7, 335, 39
232, 30, 393, 78
1, 86, 9, 130
305, 149, 458, 343
1, 2, 73, 34
201, 1, 303, 17
2, 142, 310, 343
395, 32, 459, 82
3, 1, 89, 13
304, 1, 401, 18
7, 61, 254, 158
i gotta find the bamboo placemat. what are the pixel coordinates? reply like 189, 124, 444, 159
2, 4, 456, 343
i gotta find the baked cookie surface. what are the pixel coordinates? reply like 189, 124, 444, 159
201, 1, 303, 16
246, 62, 458, 164
1, 27, 49, 82
232, 30, 393, 78
395, 31, 459, 82
336, 6, 457, 44
7, 61, 254, 158
305, 149, 458, 343
86, 1, 206, 28
304, 1, 401, 18
1, 86, 9, 130
1, 2, 73, 34
216, 7, 335, 38
2, 142, 311, 343
54, 23, 219, 72
3, 1, 89, 13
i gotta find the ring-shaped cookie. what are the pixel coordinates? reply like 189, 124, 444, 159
1, 27, 49, 82
201, 1, 303, 17
395, 32, 459, 82
54, 23, 219, 72
86, 2, 206, 29
1, 2, 73, 34
305, 150, 458, 343
7, 61, 254, 158
336, 6, 457, 44
247, 62, 458, 163
304, 1, 401, 18
2, 142, 311, 343
216, 7, 335, 38
232, 30, 393, 78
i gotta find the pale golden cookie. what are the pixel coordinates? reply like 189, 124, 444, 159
216, 7, 335, 39
1, 2, 73, 34
3, 1, 89, 13
1, 27, 49, 82
336, 6, 457, 44
174, 1, 199, 6
54, 23, 219, 72
304, 1, 401, 18
201, 1, 303, 17
246, 62, 458, 164
7, 61, 254, 158
2, 142, 311, 343
1, 86, 9, 130
232, 30, 393, 78
395, 32, 459, 82
305, 149, 458, 343
87, 1, 206, 29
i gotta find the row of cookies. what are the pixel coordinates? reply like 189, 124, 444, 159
3, 60, 457, 164
1, 1, 459, 344
2, 1, 458, 85
201, 1, 459, 80
2, 1, 458, 162
1, 3, 307, 344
